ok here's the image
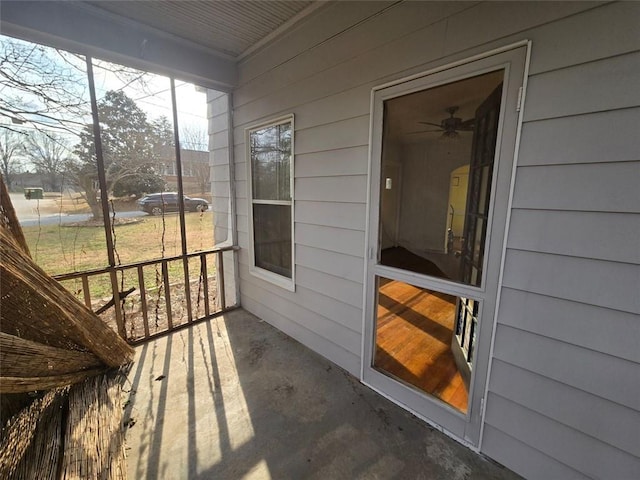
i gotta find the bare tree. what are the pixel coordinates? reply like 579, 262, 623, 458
180, 124, 208, 151
180, 124, 210, 195
190, 155, 211, 196
23, 131, 71, 191
0, 128, 24, 190
0, 37, 89, 135
1, 36, 152, 135
1, 34, 179, 214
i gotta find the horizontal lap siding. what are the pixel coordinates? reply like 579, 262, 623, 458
518, 108, 640, 166
238, 263, 362, 339
294, 244, 364, 284
208, 91, 234, 247
485, 394, 640, 479
296, 176, 368, 203
499, 288, 639, 364
235, 1, 474, 105
235, 109, 368, 363
523, 1, 640, 75
296, 146, 369, 177
235, 21, 373, 370
296, 266, 363, 309
240, 295, 360, 375
236, 1, 398, 86
512, 161, 640, 213
231, 2, 639, 478
507, 210, 640, 264
492, 325, 640, 412
481, 425, 586, 480
483, 2, 640, 478
296, 223, 365, 258
523, 51, 640, 121
237, 262, 362, 375
489, 360, 640, 457
296, 201, 367, 231
236, 231, 365, 285
503, 250, 639, 314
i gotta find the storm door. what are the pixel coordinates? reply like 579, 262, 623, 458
362, 46, 526, 446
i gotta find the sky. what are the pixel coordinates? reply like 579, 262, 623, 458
1, 33, 208, 160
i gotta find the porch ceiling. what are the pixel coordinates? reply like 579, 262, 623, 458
85, 1, 317, 59
0, 0, 322, 90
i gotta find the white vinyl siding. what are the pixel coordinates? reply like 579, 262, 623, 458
208, 90, 233, 246
230, 2, 640, 477
207, 90, 238, 308
483, 2, 640, 478
231, 0, 593, 372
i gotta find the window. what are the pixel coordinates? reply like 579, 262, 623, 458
247, 116, 294, 289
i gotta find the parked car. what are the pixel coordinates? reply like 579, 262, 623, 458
137, 192, 209, 215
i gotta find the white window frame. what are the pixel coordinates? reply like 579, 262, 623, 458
245, 114, 295, 291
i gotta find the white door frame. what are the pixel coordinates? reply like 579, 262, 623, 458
361, 43, 529, 447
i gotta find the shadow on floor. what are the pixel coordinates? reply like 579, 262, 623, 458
122, 309, 519, 479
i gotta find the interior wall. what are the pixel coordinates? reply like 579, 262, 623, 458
398, 137, 471, 253
380, 139, 402, 250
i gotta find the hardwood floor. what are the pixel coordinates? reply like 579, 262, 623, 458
374, 278, 468, 412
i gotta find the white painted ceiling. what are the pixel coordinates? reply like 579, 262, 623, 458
85, 0, 316, 59
385, 70, 504, 144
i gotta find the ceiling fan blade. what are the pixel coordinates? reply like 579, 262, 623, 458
459, 118, 475, 128
407, 129, 441, 135
418, 121, 442, 128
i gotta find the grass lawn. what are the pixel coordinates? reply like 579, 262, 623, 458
23, 212, 216, 300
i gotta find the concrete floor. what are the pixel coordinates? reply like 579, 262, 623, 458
123, 309, 519, 479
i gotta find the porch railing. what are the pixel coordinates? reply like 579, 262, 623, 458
54, 245, 238, 344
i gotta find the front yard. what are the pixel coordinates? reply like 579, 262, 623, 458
23, 211, 215, 300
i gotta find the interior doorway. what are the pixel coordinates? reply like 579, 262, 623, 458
363, 46, 527, 445
446, 164, 469, 254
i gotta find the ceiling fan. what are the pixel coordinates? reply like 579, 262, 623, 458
409, 106, 474, 137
